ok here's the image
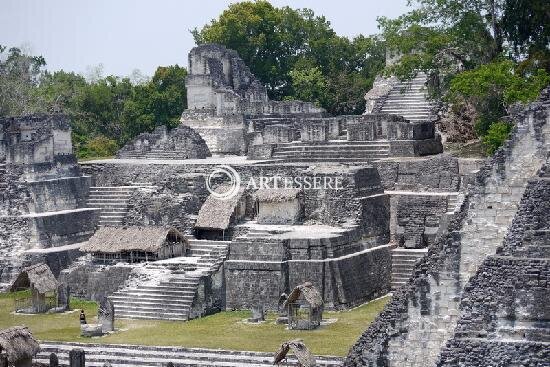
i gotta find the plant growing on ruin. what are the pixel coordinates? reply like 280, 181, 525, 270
447, 59, 549, 150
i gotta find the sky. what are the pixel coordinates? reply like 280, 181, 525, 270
1, 0, 410, 78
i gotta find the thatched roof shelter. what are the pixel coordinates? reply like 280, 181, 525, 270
80, 226, 186, 254
273, 339, 316, 367
283, 282, 323, 309
256, 189, 302, 203
10, 263, 58, 294
0, 326, 40, 364
195, 188, 244, 230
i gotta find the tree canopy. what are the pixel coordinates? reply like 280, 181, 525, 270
192, 0, 385, 115
0, 45, 187, 158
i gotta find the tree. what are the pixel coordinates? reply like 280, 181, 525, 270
288, 67, 326, 107
378, 0, 506, 80
193, 1, 385, 114
502, 0, 550, 58
502, 0, 550, 73
0, 46, 46, 116
120, 65, 187, 142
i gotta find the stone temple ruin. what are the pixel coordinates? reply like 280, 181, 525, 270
1, 43, 549, 366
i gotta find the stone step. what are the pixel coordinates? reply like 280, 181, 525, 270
35, 342, 343, 367
383, 101, 433, 107
276, 141, 390, 148
88, 194, 132, 199
272, 152, 389, 159
274, 157, 388, 163
109, 296, 193, 306
380, 107, 432, 113
88, 198, 130, 203
135, 284, 198, 292
385, 95, 428, 101
114, 288, 197, 298
274, 148, 389, 155
115, 310, 189, 321
113, 304, 191, 314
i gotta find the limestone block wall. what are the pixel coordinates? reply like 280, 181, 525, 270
27, 176, 91, 212
0, 115, 99, 289
60, 263, 135, 301
345, 88, 550, 367
395, 195, 449, 248
117, 125, 211, 159
1, 114, 73, 165
375, 154, 461, 192
437, 161, 550, 366
225, 236, 392, 310
124, 189, 202, 235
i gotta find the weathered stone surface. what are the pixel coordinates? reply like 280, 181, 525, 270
117, 125, 211, 159
49, 353, 59, 367
80, 324, 103, 337
68, 349, 85, 367
345, 88, 550, 367
98, 298, 115, 332
0, 114, 98, 290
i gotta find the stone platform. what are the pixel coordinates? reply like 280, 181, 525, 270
36, 342, 343, 367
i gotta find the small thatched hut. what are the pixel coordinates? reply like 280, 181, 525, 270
0, 326, 40, 367
256, 189, 303, 225
10, 264, 59, 313
80, 226, 188, 263
194, 189, 245, 240
283, 282, 323, 330
273, 339, 316, 367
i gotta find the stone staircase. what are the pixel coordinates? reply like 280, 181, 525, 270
271, 141, 390, 164
390, 248, 428, 290
35, 342, 344, 366
108, 239, 230, 321
87, 183, 155, 227
118, 149, 197, 160
379, 72, 436, 122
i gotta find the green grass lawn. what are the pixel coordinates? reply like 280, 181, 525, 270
0, 292, 389, 356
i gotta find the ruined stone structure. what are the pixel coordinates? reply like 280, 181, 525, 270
1, 44, 547, 367
345, 89, 550, 366
180, 44, 325, 155
0, 115, 98, 290
116, 125, 211, 159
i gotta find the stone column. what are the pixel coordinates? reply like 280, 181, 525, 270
57, 283, 70, 311
49, 353, 59, 367
69, 348, 85, 367
98, 298, 115, 332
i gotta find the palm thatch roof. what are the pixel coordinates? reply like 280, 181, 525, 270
273, 339, 316, 367
283, 282, 323, 309
10, 263, 58, 294
80, 226, 186, 254
0, 326, 40, 363
256, 189, 302, 203
195, 188, 244, 230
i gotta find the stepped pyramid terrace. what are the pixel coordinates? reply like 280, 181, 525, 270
1, 43, 549, 367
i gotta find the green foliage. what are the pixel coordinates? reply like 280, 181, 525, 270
379, 0, 502, 81
503, 0, 550, 58
193, 1, 385, 114
0, 46, 47, 116
288, 67, 326, 107
482, 121, 512, 154
448, 59, 549, 150
78, 136, 119, 159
